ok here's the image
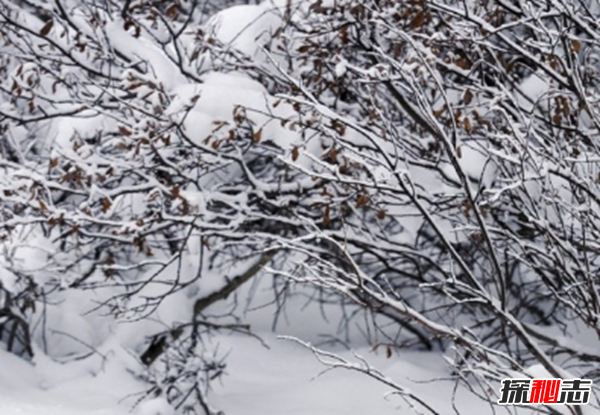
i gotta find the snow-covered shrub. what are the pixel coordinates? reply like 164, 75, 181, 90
257, 0, 600, 413
3, 0, 600, 414
0, 1, 299, 413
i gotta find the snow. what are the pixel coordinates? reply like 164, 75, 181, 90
335, 60, 347, 78
211, 334, 442, 415
441, 140, 498, 189
0, 330, 498, 415
135, 398, 175, 415
167, 72, 302, 152
3, 1, 600, 415
0, 339, 139, 415
105, 22, 187, 92
206, 4, 282, 59
0, 265, 18, 293
0, 259, 531, 415
1, 267, 587, 415
517, 71, 550, 113
5, 231, 54, 275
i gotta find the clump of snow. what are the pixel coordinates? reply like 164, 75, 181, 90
206, 4, 282, 58
30, 288, 112, 358
167, 72, 302, 153
104, 22, 187, 92
441, 140, 498, 189
517, 71, 550, 113
335, 60, 348, 78
0, 266, 18, 293
135, 398, 175, 415
201, 71, 267, 92
6, 231, 54, 276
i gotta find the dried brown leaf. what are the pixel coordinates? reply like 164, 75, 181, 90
253, 128, 263, 143
40, 20, 54, 37
101, 197, 112, 213
463, 117, 472, 133
356, 193, 369, 208
463, 89, 473, 106
166, 4, 178, 20
118, 126, 132, 136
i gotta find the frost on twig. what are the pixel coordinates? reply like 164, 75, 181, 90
279, 335, 441, 415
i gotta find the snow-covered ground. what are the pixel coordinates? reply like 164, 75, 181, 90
0, 330, 494, 415
210, 334, 495, 415
2, 276, 597, 415
0, 276, 498, 415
